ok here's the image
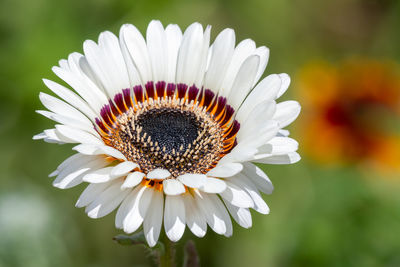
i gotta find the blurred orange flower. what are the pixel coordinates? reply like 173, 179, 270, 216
297, 59, 400, 173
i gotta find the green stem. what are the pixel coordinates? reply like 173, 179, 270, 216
159, 234, 175, 267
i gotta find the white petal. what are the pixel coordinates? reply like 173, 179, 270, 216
83, 166, 117, 183
111, 161, 138, 178
259, 137, 299, 156
176, 23, 207, 86
163, 179, 186, 195
218, 146, 258, 165
83, 31, 130, 97
254, 152, 301, 165
54, 153, 91, 172
203, 28, 235, 92
76, 182, 111, 208
43, 128, 72, 143
183, 193, 207, 237
67, 52, 105, 92
194, 25, 211, 87
48, 170, 59, 177
123, 185, 154, 233
119, 30, 142, 88
36, 110, 95, 135
242, 163, 273, 194
200, 178, 227, 193
273, 101, 301, 128
39, 92, 90, 125
220, 182, 254, 208
33, 132, 46, 140
236, 74, 282, 123
252, 46, 270, 87
276, 73, 291, 99
115, 189, 136, 229
194, 191, 232, 236
86, 179, 131, 218
207, 163, 243, 178
147, 20, 167, 82
228, 55, 260, 110
229, 175, 269, 214
53, 55, 107, 112
95, 146, 127, 160
121, 172, 145, 189
143, 190, 164, 247
42, 79, 97, 121
53, 156, 108, 189
278, 129, 290, 137
165, 24, 182, 83
99, 31, 132, 91
236, 100, 276, 141
235, 120, 279, 150
55, 125, 103, 145
147, 168, 171, 180
72, 144, 127, 161
223, 200, 252, 229
220, 39, 256, 97
177, 173, 206, 188
120, 24, 153, 83
164, 195, 186, 242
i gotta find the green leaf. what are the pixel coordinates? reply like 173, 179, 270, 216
113, 232, 165, 255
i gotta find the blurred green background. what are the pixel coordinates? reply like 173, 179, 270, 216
1, 0, 400, 266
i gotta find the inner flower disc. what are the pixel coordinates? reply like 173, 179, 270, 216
95, 82, 240, 178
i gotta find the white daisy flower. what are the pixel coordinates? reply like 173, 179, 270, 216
34, 20, 301, 247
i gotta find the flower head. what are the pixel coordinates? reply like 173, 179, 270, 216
34, 20, 300, 246
298, 59, 400, 171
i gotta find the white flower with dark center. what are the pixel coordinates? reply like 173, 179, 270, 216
34, 20, 300, 247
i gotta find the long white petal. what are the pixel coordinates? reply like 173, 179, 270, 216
36, 110, 96, 135
55, 125, 103, 145
220, 39, 256, 97
242, 163, 273, 194
53, 156, 108, 189
220, 181, 254, 208
82, 166, 117, 183
183, 193, 207, 237
276, 73, 291, 99
229, 175, 270, 214
252, 46, 270, 87
42, 79, 97, 121
223, 200, 252, 229
83, 31, 130, 97
165, 24, 182, 83
194, 191, 231, 236
76, 182, 112, 208
273, 101, 301, 128
235, 74, 282, 123
147, 20, 168, 82
86, 179, 131, 218
203, 28, 235, 92
143, 190, 164, 247
176, 23, 207, 86
120, 24, 153, 83
123, 185, 153, 233
228, 55, 260, 110
164, 195, 185, 242
254, 152, 301, 165
236, 100, 276, 141
39, 92, 90, 125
